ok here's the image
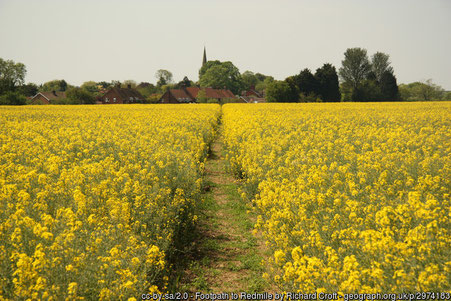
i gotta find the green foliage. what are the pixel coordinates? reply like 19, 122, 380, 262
371, 52, 394, 82
196, 89, 208, 103
97, 81, 112, 89
160, 84, 176, 94
284, 77, 300, 102
0, 91, 27, 105
379, 71, 399, 101
371, 52, 393, 82
299, 92, 321, 103
147, 93, 162, 104
339, 48, 371, 89
206, 98, 219, 104
315, 63, 341, 102
81, 81, 100, 94
16, 83, 38, 97
255, 76, 274, 92
66, 87, 96, 104
157, 77, 167, 88
399, 80, 444, 101
41, 79, 70, 92
286, 64, 340, 102
155, 69, 173, 85
137, 83, 158, 98
175, 76, 193, 89
199, 61, 244, 94
340, 82, 353, 102
339, 48, 402, 102
111, 80, 121, 87
0, 58, 26, 95
198, 60, 222, 79
242, 71, 258, 91
122, 80, 137, 88
266, 81, 299, 102
351, 80, 382, 102
292, 69, 319, 97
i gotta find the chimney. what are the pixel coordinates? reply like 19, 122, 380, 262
127, 84, 132, 89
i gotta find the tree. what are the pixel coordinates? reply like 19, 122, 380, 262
0, 58, 26, 94
122, 80, 137, 88
196, 89, 208, 103
315, 63, 341, 102
155, 69, 173, 84
41, 79, 69, 92
371, 52, 394, 82
255, 76, 274, 92
156, 77, 167, 88
0, 91, 27, 105
339, 48, 371, 89
255, 73, 269, 82
98, 81, 111, 89
111, 80, 121, 87
199, 60, 222, 79
176, 76, 192, 88
242, 71, 258, 91
292, 68, 319, 97
399, 80, 444, 101
199, 61, 244, 94
16, 83, 38, 97
351, 80, 382, 102
284, 76, 301, 102
66, 87, 96, 104
379, 71, 399, 101
266, 81, 299, 102
81, 81, 99, 93
137, 83, 158, 98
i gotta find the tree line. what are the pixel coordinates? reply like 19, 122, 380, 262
1, 48, 450, 105
266, 48, 450, 102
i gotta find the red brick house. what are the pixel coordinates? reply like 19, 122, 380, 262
242, 88, 263, 98
160, 87, 235, 103
30, 91, 67, 104
240, 86, 266, 103
99, 85, 145, 104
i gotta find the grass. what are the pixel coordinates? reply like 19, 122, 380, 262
175, 132, 274, 293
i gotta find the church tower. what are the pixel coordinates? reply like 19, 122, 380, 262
202, 46, 207, 67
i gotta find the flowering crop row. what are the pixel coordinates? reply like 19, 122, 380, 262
0, 104, 221, 300
222, 102, 450, 292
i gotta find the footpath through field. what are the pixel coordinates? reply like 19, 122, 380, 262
179, 125, 276, 294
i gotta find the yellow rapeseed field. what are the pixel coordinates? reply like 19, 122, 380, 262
223, 102, 450, 292
0, 104, 220, 300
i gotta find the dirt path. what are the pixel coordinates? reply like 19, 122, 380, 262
178, 132, 277, 294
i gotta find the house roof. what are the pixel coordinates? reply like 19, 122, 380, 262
170, 89, 193, 102
185, 87, 235, 99
163, 87, 235, 103
243, 89, 262, 98
107, 87, 144, 100
37, 91, 66, 101
185, 87, 200, 99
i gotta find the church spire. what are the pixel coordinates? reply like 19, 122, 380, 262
202, 46, 207, 67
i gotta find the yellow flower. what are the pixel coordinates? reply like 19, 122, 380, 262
67, 282, 77, 295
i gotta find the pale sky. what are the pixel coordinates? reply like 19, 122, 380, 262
1, 0, 450, 89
